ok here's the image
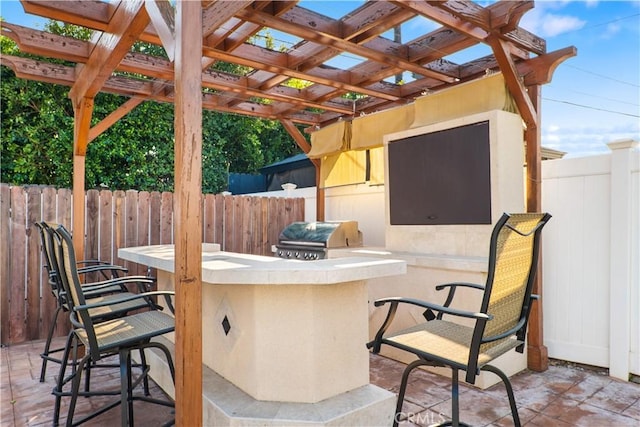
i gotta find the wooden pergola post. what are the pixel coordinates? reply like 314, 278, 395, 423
173, 1, 203, 425
279, 119, 324, 220
524, 84, 548, 371
71, 96, 94, 256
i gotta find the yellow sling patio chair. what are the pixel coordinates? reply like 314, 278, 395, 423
368, 212, 551, 427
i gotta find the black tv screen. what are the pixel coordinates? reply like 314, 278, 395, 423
387, 121, 491, 225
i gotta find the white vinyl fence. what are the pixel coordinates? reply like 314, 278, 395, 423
542, 139, 639, 381
258, 139, 640, 381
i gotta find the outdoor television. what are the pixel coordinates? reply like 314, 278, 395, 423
383, 110, 525, 257
387, 120, 491, 225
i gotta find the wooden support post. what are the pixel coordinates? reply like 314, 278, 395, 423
525, 84, 548, 372
71, 96, 94, 257
174, 1, 203, 425
314, 162, 325, 222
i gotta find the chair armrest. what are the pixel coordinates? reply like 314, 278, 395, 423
435, 282, 484, 292
77, 264, 128, 275
429, 282, 485, 320
368, 297, 491, 354
81, 276, 155, 294
74, 291, 176, 314
374, 297, 492, 321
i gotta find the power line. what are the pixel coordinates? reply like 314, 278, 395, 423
558, 13, 640, 88
575, 12, 640, 32
564, 64, 640, 88
543, 97, 640, 118
546, 85, 640, 107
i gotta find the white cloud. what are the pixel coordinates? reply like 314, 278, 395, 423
602, 22, 622, 39
519, 1, 587, 37
540, 13, 586, 37
541, 119, 640, 157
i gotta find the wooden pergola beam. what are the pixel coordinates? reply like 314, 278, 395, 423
88, 96, 146, 143
236, 7, 457, 84
488, 34, 537, 129
145, 0, 175, 61
69, 0, 149, 102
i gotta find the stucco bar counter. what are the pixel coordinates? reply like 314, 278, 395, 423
119, 244, 406, 426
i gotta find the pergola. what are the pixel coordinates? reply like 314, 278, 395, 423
1, 1, 575, 425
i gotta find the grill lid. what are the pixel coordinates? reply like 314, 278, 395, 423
278, 221, 362, 248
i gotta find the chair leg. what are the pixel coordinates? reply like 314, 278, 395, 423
40, 305, 62, 382
66, 354, 91, 427
393, 359, 432, 427
120, 349, 134, 427
482, 364, 521, 427
139, 348, 150, 396
450, 368, 461, 427
53, 331, 75, 426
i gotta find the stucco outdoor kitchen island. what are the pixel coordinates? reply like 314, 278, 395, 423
119, 244, 406, 426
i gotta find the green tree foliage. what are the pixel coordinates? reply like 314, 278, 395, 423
1, 21, 305, 193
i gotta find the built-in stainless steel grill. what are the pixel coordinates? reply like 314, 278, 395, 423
275, 221, 362, 260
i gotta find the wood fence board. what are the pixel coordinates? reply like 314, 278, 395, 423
40, 187, 58, 340
56, 188, 72, 334
113, 190, 126, 267
125, 190, 138, 274
99, 190, 113, 265
214, 194, 224, 246
160, 192, 172, 245
268, 197, 280, 251
85, 189, 100, 281
261, 197, 269, 255
86, 189, 99, 262
137, 191, 150, 276
251, 197, 262, 255
233, 196, 243, 253
203, 194, 214, 243
149, 192, 161, 246
58, 189, 72, 229
1, 184, 11, 344
9, 186, 26, 343
242, 197, 252, 254
224, 195, 234, 252
26, 187, 42, 339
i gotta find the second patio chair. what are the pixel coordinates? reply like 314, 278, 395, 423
368, 212, 551, 427
35, 221, 160, 382
35, 222, 158, 382
51, 224, 176, 427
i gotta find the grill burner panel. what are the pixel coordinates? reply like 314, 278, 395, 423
275, 245, 325, 260
275, 221, 362, 260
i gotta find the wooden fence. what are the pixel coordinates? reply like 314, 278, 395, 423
0, 184, 304, 345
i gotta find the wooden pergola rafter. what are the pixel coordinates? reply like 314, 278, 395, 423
1, 1, 576, 425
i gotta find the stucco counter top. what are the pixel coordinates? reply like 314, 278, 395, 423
119, 243, 406, 285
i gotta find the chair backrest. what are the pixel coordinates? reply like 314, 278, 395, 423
52, 225, 101, 355
468, 213, 551, 374
35, 221, 65, 298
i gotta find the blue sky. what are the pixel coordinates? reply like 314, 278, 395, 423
2, 0, 639, 158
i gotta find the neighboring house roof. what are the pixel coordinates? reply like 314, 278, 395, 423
259, 153, 312, 175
